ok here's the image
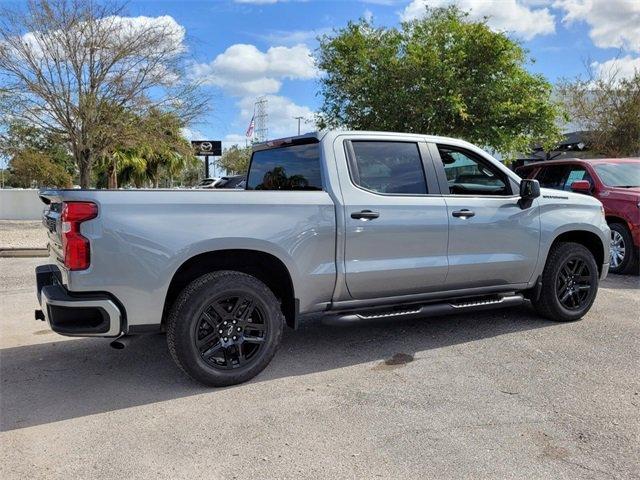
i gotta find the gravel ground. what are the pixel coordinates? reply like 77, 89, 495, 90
0, 221, 48, 249
0, 257, 639, 480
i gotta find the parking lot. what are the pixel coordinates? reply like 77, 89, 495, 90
1, 257, 638, 479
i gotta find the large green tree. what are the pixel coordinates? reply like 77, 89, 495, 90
0, 120, 75, 176
217, 145, 252, 175
316, 7, 564, 157
8, 150, 72, 188
96, 109, 198, 188
559, 69, 640, 157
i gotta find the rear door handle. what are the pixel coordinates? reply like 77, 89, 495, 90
351, 210, 380, 220
452, 209, 475, 218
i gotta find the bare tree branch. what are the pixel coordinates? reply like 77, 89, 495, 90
0, 0, 208, 187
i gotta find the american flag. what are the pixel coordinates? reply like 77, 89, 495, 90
245, 114, 255, 138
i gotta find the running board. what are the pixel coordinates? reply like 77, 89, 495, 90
327, 294, 525, 324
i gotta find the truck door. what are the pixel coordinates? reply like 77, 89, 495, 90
431, 144, 540, 289
336, 136, 449, 300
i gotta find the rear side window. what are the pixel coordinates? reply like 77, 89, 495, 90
349, 141, 427, 194
247, 143, 322, 191
535, 165, 569, 189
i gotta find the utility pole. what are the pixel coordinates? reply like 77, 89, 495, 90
294, 116, 304, 135
254, 97, 268, 142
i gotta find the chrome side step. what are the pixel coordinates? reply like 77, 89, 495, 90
327, 294, 524, 324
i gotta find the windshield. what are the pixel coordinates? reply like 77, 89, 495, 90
594, 163, 640, 187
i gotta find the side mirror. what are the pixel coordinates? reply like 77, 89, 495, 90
570, 180, 591, 193
520, 179, 540, 200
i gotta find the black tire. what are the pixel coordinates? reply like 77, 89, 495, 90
531, 242, 599, 322
609, 223, 637, 275
166, 270, 284, 387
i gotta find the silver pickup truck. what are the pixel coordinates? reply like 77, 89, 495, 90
36, 130, 610, 386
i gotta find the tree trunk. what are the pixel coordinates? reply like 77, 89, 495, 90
107, 158, 118, 189
78, 150, 92, 189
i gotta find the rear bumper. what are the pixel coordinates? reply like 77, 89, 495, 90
36, 264, 123, 337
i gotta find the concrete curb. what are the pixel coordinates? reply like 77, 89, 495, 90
0, 248, 49, 258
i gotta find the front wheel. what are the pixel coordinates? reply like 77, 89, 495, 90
531, 242, 599, 322
166, 271, 284, 387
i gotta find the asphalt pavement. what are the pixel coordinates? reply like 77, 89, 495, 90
1, 257, 638, 479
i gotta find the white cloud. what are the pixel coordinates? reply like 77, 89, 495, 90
401, 0, 556, 40
191, 43, 317, 97
363, 9, 374, 23
555, 0, 640, 52
239, 95, 314, 138
592, 55, 640, 81
181, 127, 205, 141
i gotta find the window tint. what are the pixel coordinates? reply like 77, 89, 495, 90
246, 143, 322, 191
536, 165, 569, 189
438, 146, 509, 195
349, 141, 427, 194
536, 165, 593, 191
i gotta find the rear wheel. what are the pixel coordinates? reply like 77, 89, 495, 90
167, 271, 284, 387
531, 242, 599, 322
609, 223, 636, 274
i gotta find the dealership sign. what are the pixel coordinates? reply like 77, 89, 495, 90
192, 140, 222, 156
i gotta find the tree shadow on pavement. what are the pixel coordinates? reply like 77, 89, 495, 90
1, 304, 554, 431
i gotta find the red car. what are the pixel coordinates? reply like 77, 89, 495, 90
517, 158, 640, 274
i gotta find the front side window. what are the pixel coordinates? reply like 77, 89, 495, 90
349, 141, 427, 194
438, 146, 509, 195
246, 142, 322, 191
563, 167, 592, 190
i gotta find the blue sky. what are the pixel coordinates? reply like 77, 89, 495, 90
40, 1, 640, 146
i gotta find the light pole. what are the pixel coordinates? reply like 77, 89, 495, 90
294, 116, 304, 135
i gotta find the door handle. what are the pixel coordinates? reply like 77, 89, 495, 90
452, 209, 475, 218
351, 210, 380, 220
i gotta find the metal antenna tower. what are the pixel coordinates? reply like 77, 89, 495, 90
254, 96, 268, 142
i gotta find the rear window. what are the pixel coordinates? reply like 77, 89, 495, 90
246, 143, 322, 191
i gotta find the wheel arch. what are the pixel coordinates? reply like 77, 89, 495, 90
605, 215, 630, 228
163, 249, 297, 329
550, 230, 606, 275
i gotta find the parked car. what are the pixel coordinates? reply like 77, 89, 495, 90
213, 175, 245, 189
195, 177, 219, 189
517, 158, 639, 274
36, 131, 610, 386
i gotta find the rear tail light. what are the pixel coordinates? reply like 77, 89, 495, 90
61, 202, 98, 270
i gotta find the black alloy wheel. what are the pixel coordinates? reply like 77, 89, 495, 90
531, 242, 599, 322
555, 257, 594, 311
167, 271, 284, 386
195, 294, 267, 370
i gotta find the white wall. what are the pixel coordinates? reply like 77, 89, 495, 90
0, 189, 45, 220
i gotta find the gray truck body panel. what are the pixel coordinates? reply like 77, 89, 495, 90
38, 131, 610, 336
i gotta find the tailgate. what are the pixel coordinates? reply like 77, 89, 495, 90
39, 190, 64, 261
